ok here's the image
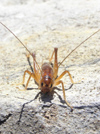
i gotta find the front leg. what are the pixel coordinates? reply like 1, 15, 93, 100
18, 70, 40, 90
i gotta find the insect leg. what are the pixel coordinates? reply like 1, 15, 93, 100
24, 72, 35, 90
54, 80, 73, 109
49, 49, 55, 63
32, 53, 40, 79
18, 70, 39, 90
53, 48, 58, 79
27, 52, 41, 81
26, 53, 33, 72
55, 70, 77, 84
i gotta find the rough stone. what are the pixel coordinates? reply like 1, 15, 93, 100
0, 0, 100, 133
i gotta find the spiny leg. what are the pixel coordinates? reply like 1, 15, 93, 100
49, 48, 58, 79
18, 70, 39, 90
17, 52, 41, 90
24, 72, 34, 90
55, 70, 78, 84
27, 52, 41, 85
54, 80, 73, 110
26, 53, 33, 72
53, 48, 58, 79
26, 53, 40, 79
49, 49, 55, 63
32, 53, 40, 80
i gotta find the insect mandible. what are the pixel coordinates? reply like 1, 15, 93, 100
0, 21, 100, 110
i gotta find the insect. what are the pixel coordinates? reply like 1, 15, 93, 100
0, 21, 100, 111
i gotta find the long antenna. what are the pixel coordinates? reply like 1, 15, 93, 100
0, 22, 32, 56
0, 21, 40, 70
59, 29, 100, 67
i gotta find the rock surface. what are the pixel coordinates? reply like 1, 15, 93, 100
0, 0, 100, 133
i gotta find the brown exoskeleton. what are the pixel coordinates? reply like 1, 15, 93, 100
23, 47, 76, 109
0, 21, 100, 110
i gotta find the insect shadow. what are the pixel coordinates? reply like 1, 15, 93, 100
17, 84, 73, 124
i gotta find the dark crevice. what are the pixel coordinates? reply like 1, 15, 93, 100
0, 113, 12, 125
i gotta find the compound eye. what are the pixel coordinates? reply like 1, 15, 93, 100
41, 83, 43, 87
